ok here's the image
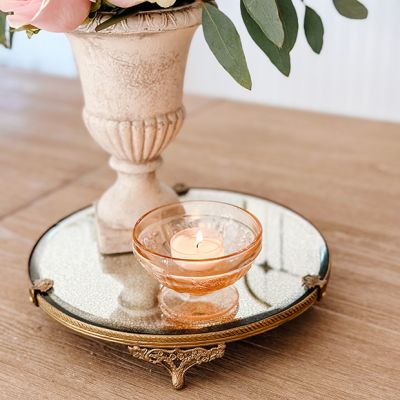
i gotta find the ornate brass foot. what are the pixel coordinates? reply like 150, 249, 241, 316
302, 274, 328, 301
29, 279, 54, 306
128, 344, 226, 389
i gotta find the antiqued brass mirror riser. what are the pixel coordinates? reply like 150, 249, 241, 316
28, 187, 330, 389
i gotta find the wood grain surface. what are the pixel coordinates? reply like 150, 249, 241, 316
0, 67, 399, 399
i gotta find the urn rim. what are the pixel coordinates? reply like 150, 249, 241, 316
73, 0, 202, 35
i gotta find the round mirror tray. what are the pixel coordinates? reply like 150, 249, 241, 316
28, 187, 330, 389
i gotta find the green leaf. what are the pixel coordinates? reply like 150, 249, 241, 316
304, 6, 324, 54
26, 29, 37, 39
0, 12, 7, 48
0, 11, 14, 49
90, 0, 102, 13
242, 0, 284, 48
241, 0, 290, 77
202, 2, 252, 90
9, 28, 14, 47
333, 0, 368, 19
277, 0, 298, 51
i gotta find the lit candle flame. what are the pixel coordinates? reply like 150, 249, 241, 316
195, 230, 203, 249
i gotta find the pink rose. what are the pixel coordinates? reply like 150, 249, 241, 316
110, 0, 177, 8
0, 0, 92, 32
108, 0, 144, 6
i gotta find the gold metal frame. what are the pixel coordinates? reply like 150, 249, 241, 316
30, 271, 329, 388
33, 277, 327, 348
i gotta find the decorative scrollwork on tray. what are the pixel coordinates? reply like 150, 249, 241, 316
128, 344, 226, 389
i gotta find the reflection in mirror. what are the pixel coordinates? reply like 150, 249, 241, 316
101, 253, 160, 321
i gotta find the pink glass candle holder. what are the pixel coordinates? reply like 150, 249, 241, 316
132, 201, 263, 326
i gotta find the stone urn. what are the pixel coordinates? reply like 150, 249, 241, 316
67, 1, 202, 254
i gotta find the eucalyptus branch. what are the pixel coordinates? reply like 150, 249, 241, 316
0, 0, 368, 90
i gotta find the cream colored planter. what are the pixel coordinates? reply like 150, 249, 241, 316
68, 2, 202, 254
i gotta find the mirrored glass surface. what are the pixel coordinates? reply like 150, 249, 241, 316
29, 189, 328, 334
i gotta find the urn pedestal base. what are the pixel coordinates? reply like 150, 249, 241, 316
95, 157, 178, 254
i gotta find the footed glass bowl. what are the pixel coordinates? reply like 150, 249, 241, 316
132, 201, 263, 326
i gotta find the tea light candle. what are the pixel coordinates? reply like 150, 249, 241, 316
170, 227, 224, 271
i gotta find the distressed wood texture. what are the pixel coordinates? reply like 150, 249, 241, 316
0, 67, 399, 399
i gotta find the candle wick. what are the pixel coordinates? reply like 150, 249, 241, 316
195, 231, 203, 249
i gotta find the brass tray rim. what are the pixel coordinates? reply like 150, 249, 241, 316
28, 187, 330, 348
35, 288, 323, 348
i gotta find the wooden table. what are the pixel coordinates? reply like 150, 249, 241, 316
1, 67, 399, 399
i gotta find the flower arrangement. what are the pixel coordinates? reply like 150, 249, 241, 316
0, 0, 367, 88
